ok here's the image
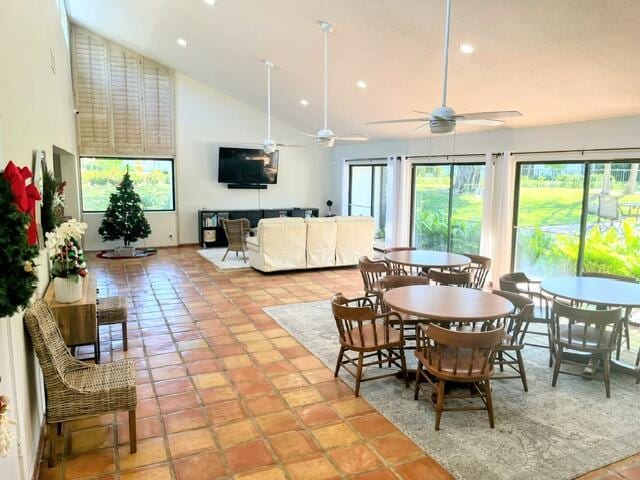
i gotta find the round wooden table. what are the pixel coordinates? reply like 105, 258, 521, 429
540, 276, 640, 308
383, 285, 515, 323
384, 250, 471, 270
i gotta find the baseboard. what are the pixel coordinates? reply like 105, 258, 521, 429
32, 413, 47, 480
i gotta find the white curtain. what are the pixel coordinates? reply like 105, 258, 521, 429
340, 158, 349, 215
481, 152, 516, 287
385, 155, 412, 248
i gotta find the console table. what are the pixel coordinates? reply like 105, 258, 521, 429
44, 275, 99, 363
198, 208, 319, 248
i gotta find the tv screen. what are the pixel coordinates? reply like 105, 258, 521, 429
218, 147, 279, 185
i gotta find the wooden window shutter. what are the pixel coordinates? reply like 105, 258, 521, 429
142, 59, 174, 155
72, 28, 113, 154
109, 44, 144, 154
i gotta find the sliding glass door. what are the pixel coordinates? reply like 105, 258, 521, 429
411, 162, 485, 253
348, 164, 387, 248
512, 160, 640, 277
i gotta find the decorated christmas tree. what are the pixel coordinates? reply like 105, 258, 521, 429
98, 167, 151, 247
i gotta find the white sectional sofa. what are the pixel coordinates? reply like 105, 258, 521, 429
246, 216, 374, 272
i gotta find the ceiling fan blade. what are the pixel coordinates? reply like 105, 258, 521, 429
276, 143, 305, 148
456, 119, 504, 126
412, 110, 433, 116
300, 132, 318, 137
335, 134, 369, 141
412, 123, 430, 131
454, 110, 522, 121
366, 118, 431, 126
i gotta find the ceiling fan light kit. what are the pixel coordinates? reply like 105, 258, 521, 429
366, 0, 522, 135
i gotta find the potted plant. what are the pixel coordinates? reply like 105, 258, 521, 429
45, 219, 88, 303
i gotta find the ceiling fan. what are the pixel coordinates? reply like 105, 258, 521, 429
301, 22, 368, 147
235, 60, 302, 153
367, 0, 522, 135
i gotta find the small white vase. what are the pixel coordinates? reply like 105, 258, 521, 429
53, 277, 83, 303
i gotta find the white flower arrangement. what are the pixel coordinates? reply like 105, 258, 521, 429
0, 394, 15, 457
45, 219, 89, 280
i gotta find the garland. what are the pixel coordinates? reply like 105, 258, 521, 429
0, 162, 40, 318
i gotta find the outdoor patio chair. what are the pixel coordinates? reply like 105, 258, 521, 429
331, 293, 408, 396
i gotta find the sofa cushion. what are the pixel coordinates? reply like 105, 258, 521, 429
335, 216, 375, 266
306, 217, 337, 268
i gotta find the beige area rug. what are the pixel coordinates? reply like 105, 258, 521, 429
197, 248, 251, 270
263, 300, 640, 480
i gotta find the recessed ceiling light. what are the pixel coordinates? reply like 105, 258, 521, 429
176, 38, 188, 47
299, 99, 309, 106
356, 80, 368, 89
459, 43, 474, 54
203, 0, 216, 5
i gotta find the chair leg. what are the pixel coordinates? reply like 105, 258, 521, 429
399, 348, 409, 388
434, 379, 446, 431
602, 352, 611, 398
129, 410, 137, 454
516, 349, 528, 392
48, 423, 57, 468
222, 249, 229, 261
414, 363, 422, 400
484, 381, 495, 428
334, 346, 344, 377
624, 317, 631, 350
354, 352, 364, 397
498, 351, 504, 372
122, 321, 128, 351
95, 337, 101, 364
377, 350, 383, 368
57, 422, 63, 436
552, 347, 563, 387
242, 248, 247, 263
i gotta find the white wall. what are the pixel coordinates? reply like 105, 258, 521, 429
174, 72, 334, 245
0, 0, 77, 478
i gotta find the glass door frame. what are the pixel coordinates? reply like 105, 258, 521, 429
409, 161, 485, 252
510, 158, 639, 275
347, 163, 386, 217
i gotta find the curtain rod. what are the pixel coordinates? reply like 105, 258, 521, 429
406, 153, 486, 159
512, 146, 640, 156
344, 157, 388, 162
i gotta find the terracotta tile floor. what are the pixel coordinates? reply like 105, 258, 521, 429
38, 246, 639, 479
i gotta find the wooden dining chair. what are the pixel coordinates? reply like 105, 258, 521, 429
427, 269, 472, 287
582, 271, 638, 359
490, 290, 535, 392
414, 324, 504, 430
458, 253, 492, 289
499, 272, 553, 365
379, 275, 431, 349
550, 300, 623, 398
331, 293, 408, 396
358, 256, 406, 311
384, 247, 422, 275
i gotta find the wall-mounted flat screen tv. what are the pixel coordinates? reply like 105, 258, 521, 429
218, 147, 279, 185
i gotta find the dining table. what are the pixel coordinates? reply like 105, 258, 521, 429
540, 275, 640, 375
383, 284, 515, 324
384, 250, 471, 271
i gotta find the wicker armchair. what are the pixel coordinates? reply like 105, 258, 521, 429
25, 299, 137, 467
221, 218, 251, 262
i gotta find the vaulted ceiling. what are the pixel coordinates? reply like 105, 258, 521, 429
67, 0, 640, 140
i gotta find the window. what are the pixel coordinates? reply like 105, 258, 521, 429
348, 164, 387, 249
512, 160, 640, 277
411, 162, 485, 253
80, 157, 175, 212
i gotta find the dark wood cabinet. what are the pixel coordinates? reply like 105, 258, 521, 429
198, 208, 320, 248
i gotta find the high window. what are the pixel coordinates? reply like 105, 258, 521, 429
411, 162, 486, 253
80, 157, 175, 212
512, 161, 640, 277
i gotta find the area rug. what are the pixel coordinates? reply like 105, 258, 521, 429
263, 300, 640, 480
197, 248, 251, 270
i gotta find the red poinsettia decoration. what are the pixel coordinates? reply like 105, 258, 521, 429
2, 160, 42, 245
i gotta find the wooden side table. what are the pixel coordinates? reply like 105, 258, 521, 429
44, 275, 99, 363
